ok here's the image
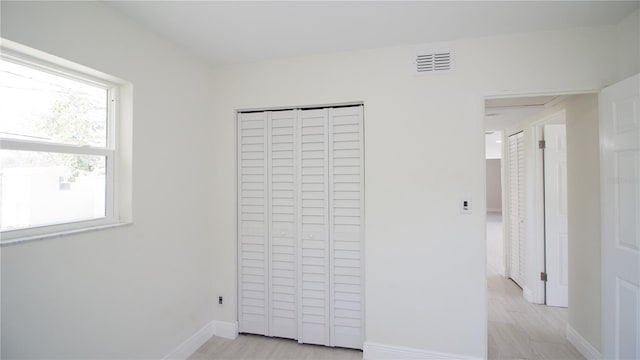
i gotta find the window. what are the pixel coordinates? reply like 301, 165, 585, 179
0, 44, 128, 242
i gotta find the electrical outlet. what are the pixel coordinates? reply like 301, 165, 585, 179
218, 296, 223, 305
460, 197, 472, 214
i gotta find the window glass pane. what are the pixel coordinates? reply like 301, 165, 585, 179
0, 59, 107, 147
0, 150, 106, 231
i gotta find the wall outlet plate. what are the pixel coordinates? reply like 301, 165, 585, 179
460, 197, 472, 214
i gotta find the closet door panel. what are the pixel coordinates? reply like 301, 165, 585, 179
268, 110, 298, 339
507, 132, 525, 288
517, 133, 526, 286
238, 112, 269, 335
298, 108, 331, 346
329, 106, 364, 349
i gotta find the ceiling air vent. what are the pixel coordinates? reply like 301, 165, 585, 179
416, 50, 453, 74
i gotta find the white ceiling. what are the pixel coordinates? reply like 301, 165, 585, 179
107, 1, 638, 66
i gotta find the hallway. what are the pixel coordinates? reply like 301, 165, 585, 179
487, 213, 583, 359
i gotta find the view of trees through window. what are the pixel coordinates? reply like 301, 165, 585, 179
0, 58, 110, 231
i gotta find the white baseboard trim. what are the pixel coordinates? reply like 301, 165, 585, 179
163, 320, 238, 360
523, 286, 534, 303
566, 324, 602, 360
363, 342, 481, 360
215, 320, 239, 339
164, 321, 215, 360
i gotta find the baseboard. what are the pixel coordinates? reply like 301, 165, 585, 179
522, 286, 534, 303
487, 208, 502, 213
363, 342, 481, 360
164, 321, 215, 360
163, 320, 238, 360
214, 320, 239, 339
566, 324, 602, 360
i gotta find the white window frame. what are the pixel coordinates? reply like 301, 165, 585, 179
0, 44, 128, 244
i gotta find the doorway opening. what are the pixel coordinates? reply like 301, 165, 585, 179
484, 92, 597, 359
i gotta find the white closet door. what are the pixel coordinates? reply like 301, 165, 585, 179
268, 110, 298, 339
238, 111, 269, 335
508, 132, 525, 287
329, 106, 364, 349
298, 108, 331, 346
517, 133, 526, 287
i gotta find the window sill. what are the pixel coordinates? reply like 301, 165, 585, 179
0, 222, 133, 246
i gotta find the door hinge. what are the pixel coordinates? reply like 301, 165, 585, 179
540, 272, 548, 281
538, 140, 546, 149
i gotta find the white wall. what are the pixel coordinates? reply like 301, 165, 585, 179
616, 10, 640, 81
486, 160, 502, 213
208, 26, 618, 358
565, 94, 602, 352
1, 2, 216, 358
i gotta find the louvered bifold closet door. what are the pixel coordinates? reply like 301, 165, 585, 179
297, 108, 331, 346
268, 110, 298, 339
238, 112, 269, 335
507, 132, 525, 287
329, 106, 364, 349
516, 133, 526, 287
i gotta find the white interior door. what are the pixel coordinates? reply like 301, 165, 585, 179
508, 132, 525, 287
600, 74, 640, 360
543, 124, 568, 307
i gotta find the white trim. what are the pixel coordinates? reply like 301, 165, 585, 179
215, 320, 239, 340
1, 38, 127, 85
484, 88, 599, 100
363, 342, 481, 360
566, 324, 602, 360
522, 286, 534, 303
0, 38, 133, 242
163, 321, 215, 360
530, 124, 547, 305
0, 222, 131, 246
0, 138, 113, 156
163, 320, 239, 360
236, 101, 363, 113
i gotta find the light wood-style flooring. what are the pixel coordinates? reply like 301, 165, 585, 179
190, 334, 362, 359
487, 212, 584, 360
189, 214, 583, 359
487, 271, 584, 359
